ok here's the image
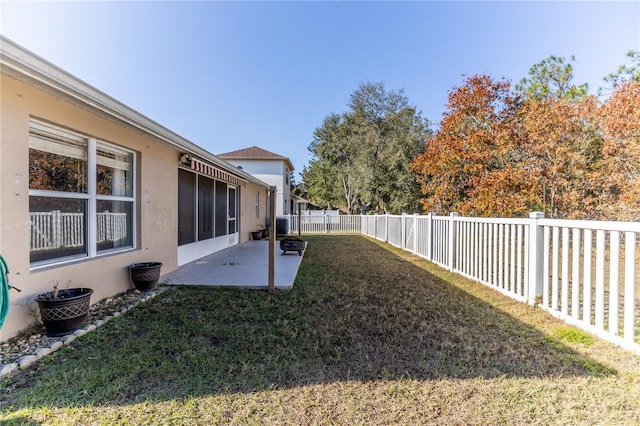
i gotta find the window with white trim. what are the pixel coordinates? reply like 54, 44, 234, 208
28, 120, 135, 266
256, 191, 260, 219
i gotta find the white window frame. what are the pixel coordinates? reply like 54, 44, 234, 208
29, 120, 137, 269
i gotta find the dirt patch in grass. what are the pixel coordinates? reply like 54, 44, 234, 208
1, 235, 639, 425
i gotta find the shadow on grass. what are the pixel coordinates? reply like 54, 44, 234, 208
1, 235, 615, 409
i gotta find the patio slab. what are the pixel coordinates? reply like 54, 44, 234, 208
160, 240, 305, 290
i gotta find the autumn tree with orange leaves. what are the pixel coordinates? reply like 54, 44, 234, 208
515, 96, 603, 219
595, 81, 640, 220
412, 53, 639, 220
411, 74, 538, 217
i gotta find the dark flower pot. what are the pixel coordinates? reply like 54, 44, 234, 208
129, 262, 162, 292
251, 231, 263, 240
35, 288, 93, 337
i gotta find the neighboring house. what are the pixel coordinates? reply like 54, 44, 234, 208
291, 194, 311, 213
218, 146, 295, 216
290, 194, 341, 215
0, 37, 270, 342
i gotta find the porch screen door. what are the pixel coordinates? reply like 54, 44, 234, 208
227, 187, 237, 237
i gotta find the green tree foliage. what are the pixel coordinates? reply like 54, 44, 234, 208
305, 113, 360, 212
304, 82, 431, 214
305, 53, 636, 220
301, 159, 342, 210
600, 50, 640, 96
516, 55, 588, 101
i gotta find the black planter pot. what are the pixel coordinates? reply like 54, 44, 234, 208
35, 288, 93, 337
129, 262, 162, 291
251, 231, 263, 240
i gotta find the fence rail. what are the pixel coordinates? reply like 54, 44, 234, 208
284, 212, 639, 354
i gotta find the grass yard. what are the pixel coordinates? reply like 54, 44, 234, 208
1, 235, 639, 425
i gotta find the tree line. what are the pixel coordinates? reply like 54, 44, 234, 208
302, 52, 639, 220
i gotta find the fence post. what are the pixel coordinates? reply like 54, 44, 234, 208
373, 215, 376, 238
527, 211, 544, 305
427, 212, 434, 262
385, 213, 389, 243
401, 213, 406, 250
413, 213, 419, 254
324, 214, 328, 233
268, 186, 277, 291
448, 212, 458, 271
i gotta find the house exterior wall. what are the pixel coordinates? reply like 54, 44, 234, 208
0, 74, 183, 341
224, 159, 291, 216
239, 182, 269, 240
0, 36, 271, 342
1, 74, 272, 344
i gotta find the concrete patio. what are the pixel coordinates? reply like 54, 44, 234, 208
160, 240, 305, 290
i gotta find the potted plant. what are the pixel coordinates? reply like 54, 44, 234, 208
129, 262, 163, 292
35, 282, 93, 337
251, 230, 263, 240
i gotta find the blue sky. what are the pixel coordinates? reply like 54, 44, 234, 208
2, 1, 639, 175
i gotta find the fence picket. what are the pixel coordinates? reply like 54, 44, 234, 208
623, 232, 636, 345
583, 229, 593, 325
609, 231, 620, 335
511, 224, 516, 292
595, 230, 606, 330
517, 225, 523, 296
552, 226, 560, 311
572, 228, 581, 320
562, 227, 570, 316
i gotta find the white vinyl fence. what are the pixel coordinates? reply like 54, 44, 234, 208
97, 211, 128, 243
361, 212, 640, 354
30, 211, 84, 251
30, 211, 128, 251
278, 214, 361, 234
283, 212, 639, 354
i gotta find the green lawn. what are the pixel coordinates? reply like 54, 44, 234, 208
1, 235, 639, 425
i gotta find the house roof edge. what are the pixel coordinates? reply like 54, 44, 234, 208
0, 36, 269, 188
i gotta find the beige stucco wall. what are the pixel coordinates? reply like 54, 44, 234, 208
238, 182, 269, 242
0, 74, 180, 341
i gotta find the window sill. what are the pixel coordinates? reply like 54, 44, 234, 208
29, 247, 138, 273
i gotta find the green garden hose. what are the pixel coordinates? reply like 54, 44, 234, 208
1, 254, 12, 329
